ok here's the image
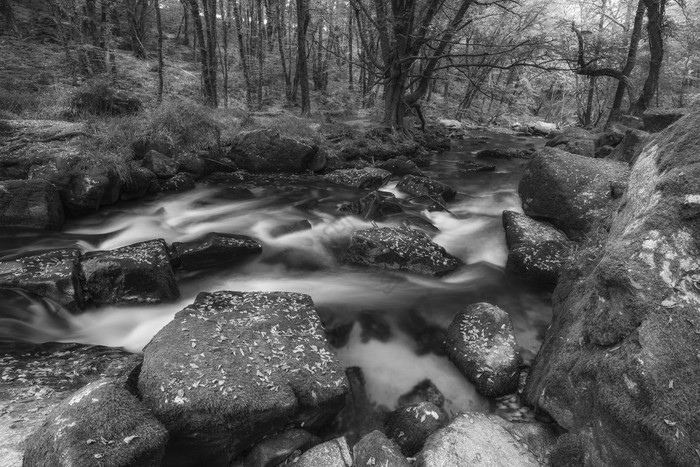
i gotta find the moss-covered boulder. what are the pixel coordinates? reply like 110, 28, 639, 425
518, 147, 629, 240
0, 248, 84, 311
545, 127, 596, 158
396, 175, 456, 202
502, 210, 572, 286
81, 239, 179, 306
0, 179, 64, 230
523, 111, 700, 465
143, 150, 179, 179
170, 232, 262, 270
323, 167, 391, 189
228, 129, 322, 173
23, 378, 168, 467
346, 227, 460, 277
445, 302, 521, 398
607, 127, 649, 165
138, 291, 348, 465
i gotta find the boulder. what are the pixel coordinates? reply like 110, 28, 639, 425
476, 148, 534, 160
228, 129, 322, 173
23, 378, 169, 467
339, 136, 424, 162
386, 402, 447, 456
414, 413, 544, 467
546, 127, 596, 158
161, 172, 195, 192
397, 379, 445, 410
642, 107, 690, 133
120, 163, 158, 200
0, 248, 84, 311
243, 429, 320, 467
594, 126, 626, 148
323, 168, 391, 189
143, 150, 179, 179
502, 210, 572, 285
346, 227, 460, 277
523, 111, 700, 466
396, 175, 456, 202
174, 152, 207, 178
290, 437, 353, 467
29, 155, 121, 216
375, 157, 423, 176
132, 138, 176, 159
0, 179, 63, 230
339, 191, 403, 220
353, 431, 410, 467
171, 232, 262, 270
607, 127, 649, 164
138, 291, 348, 465
81, 239, 179, 306
445, 302, 521, 398
518, 146, 630, 240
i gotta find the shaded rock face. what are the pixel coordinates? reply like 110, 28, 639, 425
546, 127, 596, 158
138, 291, 348, 465
502, 210, 572, 286
29, 155, 121, 216
445, 302, 521, 398
132, 139, 177, 159
174, 153, 207, 179
523, 112, 700, 466
143, 150, 179, 179
642, 108, 690, 133
323, 167, 391, 189
396, 175, 456, 202
353, 430, 410, 467
339, 191, 403, 220
171, 232, 262, 270
415, 413, 543, 467
0, 248, 84, 311
386, 402, 447, 456
607, 128, 649, 165
291, 437, 353, 467
519, 147, 630, 240
346, 227, 460, 277
121, 164, 158, 200
243, 429, 320, 467
228, 129, 321, 173
23, 378, 169, 467
0, 179, 64, 230
81, 239, 179, 306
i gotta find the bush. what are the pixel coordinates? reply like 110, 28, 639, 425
142, 99, 221, 150
0, 88, 39, 115
71, 80, 142, 116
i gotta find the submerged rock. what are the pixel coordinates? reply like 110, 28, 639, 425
228, 129, 322, 173
345, 227, 460, 277
81, 239, 179, 306
502, 210, 572, 285
23, 378, 169, 467
138, 291, 348, 465
0, 248, 84, 311
524, 111, 700, 465
353, 431, 409, 467
476, 148, 534, 160
415, 413, 543, 466
323, 167, 391, 189
0, 179, 64, 230
386, 402, 448, 456
171, 232, 262, 270
445, 302, 521, 398
518, 146, 629, 240
457, 160, 496, 172
396, 175, 456, 202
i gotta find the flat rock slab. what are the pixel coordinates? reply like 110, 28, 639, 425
23, 378, 169, 467
138, 291, 348, 465
445, 302, 521, 398
346, 227, 460, 277
396, 175, 456, 202
0, 248, 84, 311
171, 232, 262, 270
81, 239, 179, 306
415, 412, 542, 466
323, 168, 391, 189
0, 179, 64, 230
502, 210, 572, 286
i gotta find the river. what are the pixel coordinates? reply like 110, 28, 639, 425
0, 130, 551, 417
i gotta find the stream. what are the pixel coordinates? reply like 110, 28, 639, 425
0, 130, 551, 418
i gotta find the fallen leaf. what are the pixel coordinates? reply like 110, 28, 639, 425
664, 419, 677, 426
668, 380, 674, 389
123, 435, 139, 444
86, 439, 96, 445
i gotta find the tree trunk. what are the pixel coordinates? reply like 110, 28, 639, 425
0, 0, 19, 37
275, 0, 291, 101
231, 0, 253, 108
296, 0, 310, 115
155, 0, 164, 102
219, 0, 230, 107
348, 9, 354, 90
630, 0, 665, 116
257, 0, 264, 108
187, 0, 217, 106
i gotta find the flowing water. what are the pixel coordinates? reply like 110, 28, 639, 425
0, 130, 551, 417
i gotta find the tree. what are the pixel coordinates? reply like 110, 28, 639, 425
154, 0, 164, 102
186, 0, 218, 106
630, 0, 666, 115
296, 0, 311, 115
124, 0, 149, 59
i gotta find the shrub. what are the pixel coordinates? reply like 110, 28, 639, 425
71, 80, 142, 116
141, 99, 221, 150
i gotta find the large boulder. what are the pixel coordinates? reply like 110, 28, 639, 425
396, 175, 456, 202
323, 168, 391, 189
642, 107, 690, 133
138, 291, 348, 465
228, 129, 323, 173
386, 402, 447, 456
170, 232, 262, 270
445, 302, 521, 398
0, 179, 64, 230
502, 210, 572, 285
546, 127, 596, 158
81, 239, 179, 306
29, 155, 121, 216
414, 413, 546, 466
0, 248, 84, 311
607, 127, 650, 165
23, 378, 169, 467
523, 111, 700, 466
518, 147, 630, 240
345, 227, 460, 277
